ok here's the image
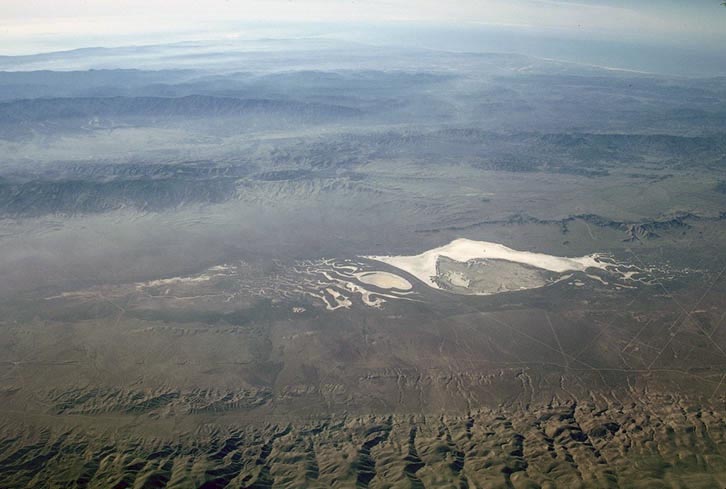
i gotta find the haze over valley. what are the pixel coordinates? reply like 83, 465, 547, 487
0, 13, 725, 488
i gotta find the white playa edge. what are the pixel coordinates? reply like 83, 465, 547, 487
364, 238, 609, 290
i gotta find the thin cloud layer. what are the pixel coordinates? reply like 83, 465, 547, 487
0, 0, 724, 54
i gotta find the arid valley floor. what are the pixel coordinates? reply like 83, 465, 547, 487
0, 37, 725, 488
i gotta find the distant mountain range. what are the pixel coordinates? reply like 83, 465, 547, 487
0, 95, 362, 124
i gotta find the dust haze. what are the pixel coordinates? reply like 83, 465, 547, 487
0, 25, 725, 489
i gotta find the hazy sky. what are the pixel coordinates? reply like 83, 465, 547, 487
1, 0, 725, 54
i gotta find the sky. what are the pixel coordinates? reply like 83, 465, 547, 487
0, 0, 725, 55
